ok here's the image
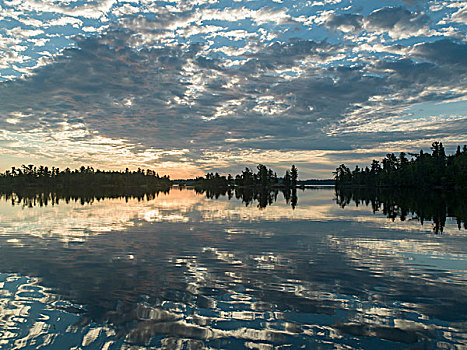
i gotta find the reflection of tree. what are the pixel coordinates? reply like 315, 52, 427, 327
1, 186, 300, 210
335, 187, 467, 233
0, 190, 465, 347
1, 188, 170, 208
291, 188, 298, 209
194, 187, 299, 209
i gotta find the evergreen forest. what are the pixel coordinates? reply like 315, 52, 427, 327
0, 165, 171, 191
334, 142, 467, 188
192, 164, 299, 189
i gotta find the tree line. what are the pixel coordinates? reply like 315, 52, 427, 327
192, 164, 299, 189
334, 142, 467, 188
0, 165, 171, 191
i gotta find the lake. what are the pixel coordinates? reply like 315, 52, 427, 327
0, 188, 465, 349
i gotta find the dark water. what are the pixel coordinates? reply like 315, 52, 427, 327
0, 188, 465, 349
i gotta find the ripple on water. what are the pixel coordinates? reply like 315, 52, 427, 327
0, 273, 118, 349
0, 189, 466, 349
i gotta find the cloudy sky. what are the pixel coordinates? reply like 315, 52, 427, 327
0, 0, 466, 178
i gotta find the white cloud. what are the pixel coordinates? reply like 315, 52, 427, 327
0, 1, 466, 177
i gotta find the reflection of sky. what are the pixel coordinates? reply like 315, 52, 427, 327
0, 189, 466, 348
0, 0, 466, 177
1, 189, 464, 243
0, 273, 118, 349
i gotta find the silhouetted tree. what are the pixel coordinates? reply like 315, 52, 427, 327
0, 165, 171, 191
291, 165, 298, 188
334, 142, 466, 189
283, 170, 291, 188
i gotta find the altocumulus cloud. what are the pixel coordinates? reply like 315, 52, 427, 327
0, 0, 466, 178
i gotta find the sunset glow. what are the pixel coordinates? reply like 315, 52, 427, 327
1, 0, 466, 177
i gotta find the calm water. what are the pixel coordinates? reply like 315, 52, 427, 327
0, 188, 466, 349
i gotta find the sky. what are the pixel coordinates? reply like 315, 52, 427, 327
0, 0, 466, 179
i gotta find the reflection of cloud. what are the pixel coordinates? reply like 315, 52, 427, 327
0, 189, 465, 347
0, 189, 463, 246
0, 273, 116, 349
0, 191, 195, 242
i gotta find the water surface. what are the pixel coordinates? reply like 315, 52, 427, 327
0, 188, 465, 349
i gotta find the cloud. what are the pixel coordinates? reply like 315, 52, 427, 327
450, 5, 467, 24
0, 1, 466, 177
326, 13, 363, 33
2, 32, 466, 174
6, 0, 117, 20
364, 6, 432, 39
411, 39, 467, 66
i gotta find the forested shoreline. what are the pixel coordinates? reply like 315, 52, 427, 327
191, 164, 299, 190
334, 142, 467, 189
3, 141, 466, 193
0, 165, 171, 191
